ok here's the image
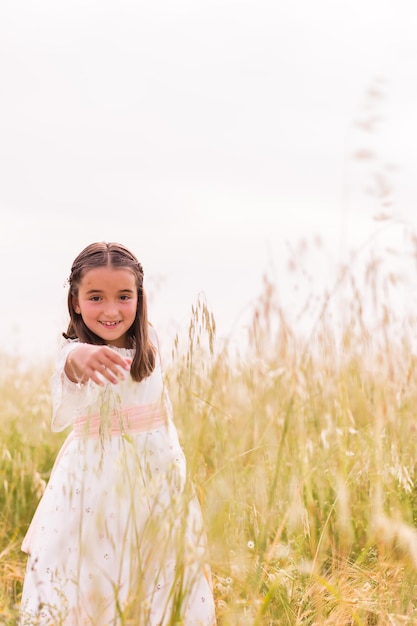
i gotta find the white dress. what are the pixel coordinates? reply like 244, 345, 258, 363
20, 330, 216, 626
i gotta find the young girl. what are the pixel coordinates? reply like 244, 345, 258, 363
20, 242, 216, 625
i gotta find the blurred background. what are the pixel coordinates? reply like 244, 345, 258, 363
1, 0, 416, 363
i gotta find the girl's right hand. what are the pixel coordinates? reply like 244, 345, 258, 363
64, 344, 132, 386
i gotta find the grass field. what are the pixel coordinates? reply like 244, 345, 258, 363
2, 244, 417, 624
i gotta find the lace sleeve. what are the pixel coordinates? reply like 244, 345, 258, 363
149, 325, 174, 421
50, 341, 94, 432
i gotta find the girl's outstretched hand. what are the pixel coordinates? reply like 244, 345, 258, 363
64, 344, 132, 386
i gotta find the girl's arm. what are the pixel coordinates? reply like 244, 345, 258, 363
51, 342, 131, 432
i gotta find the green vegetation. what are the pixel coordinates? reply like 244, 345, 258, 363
2, 242, 417, 624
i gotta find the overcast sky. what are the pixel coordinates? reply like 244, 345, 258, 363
1, 0, 417, 363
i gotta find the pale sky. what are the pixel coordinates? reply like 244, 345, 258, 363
1, 0, 417, 363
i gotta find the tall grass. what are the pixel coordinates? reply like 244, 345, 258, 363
2, 239, 417, 624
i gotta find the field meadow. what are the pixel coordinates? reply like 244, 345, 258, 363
2, 237, 417, 624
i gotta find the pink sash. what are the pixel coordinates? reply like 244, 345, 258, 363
73, 403, 167, 438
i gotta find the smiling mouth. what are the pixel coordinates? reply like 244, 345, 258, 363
100, 321, 121, 328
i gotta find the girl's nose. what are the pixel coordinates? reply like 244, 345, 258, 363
104, 301, 119, 317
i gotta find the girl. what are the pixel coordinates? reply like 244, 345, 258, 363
20, 242, 216, 626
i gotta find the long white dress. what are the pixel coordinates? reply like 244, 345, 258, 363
20, 330, 216, 625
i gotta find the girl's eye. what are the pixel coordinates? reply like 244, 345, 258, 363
90, 296, 101, 302
119, 295, 130, 301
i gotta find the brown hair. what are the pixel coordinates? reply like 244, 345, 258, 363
64, 242, 156, 382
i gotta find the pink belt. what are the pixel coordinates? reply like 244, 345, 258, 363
73, 403, 167, 438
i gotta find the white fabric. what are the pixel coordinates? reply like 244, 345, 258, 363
20, 330, 216, 625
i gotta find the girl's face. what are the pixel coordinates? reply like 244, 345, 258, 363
72, 266, 138, 348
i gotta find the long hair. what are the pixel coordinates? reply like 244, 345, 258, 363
64, 242, 156, 382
